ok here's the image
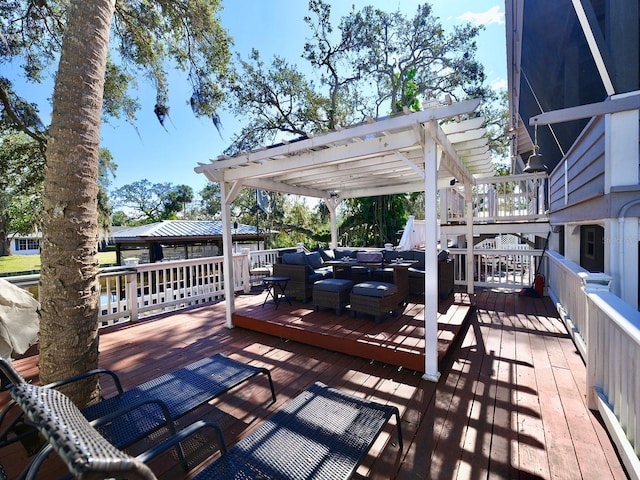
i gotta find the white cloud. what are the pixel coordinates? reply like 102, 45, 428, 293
491, 79, 507, 91
458, 5, 504, 26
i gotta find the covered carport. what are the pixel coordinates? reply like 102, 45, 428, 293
195, 99, 494, 380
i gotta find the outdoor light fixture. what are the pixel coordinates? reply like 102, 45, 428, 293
523, 122, 547, 173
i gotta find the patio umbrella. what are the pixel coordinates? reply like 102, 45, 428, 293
397, 215, 429, 251
0, 279, 40, 359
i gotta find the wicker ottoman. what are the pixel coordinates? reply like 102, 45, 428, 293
350, 281, 402, 323
313, 278, 354, 315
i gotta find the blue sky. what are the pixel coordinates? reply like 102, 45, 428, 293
17, 1, 507, 196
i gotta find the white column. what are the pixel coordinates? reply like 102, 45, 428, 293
617, 215, 640, 308
423, 125, 440, 382
465, 184, 474, 294
324, 197, 341, 249
605, 104, 639, 193
565, 225, 581, 264
220, 182, 235, 328
439, 188, 449, 249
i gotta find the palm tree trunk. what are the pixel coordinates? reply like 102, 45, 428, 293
39, 0, 115, 407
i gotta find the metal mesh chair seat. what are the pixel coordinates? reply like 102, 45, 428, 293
11, 383, 156, 480
1, 358, 400, 480
80, 353, 275, 449
193, 382, 403, 480
0, 354, 275, 454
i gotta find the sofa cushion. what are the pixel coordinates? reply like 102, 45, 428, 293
313, 278, 354, 293
308, 272, 325, 283
307, 251, 324, 269
411, 251, 425, 270
334, 249, 351, 259
383, 250, 401, 262
319, 249, 335, 261
281, 252, 308, 266
352, 281, 398, 298
356, 251, 383, 263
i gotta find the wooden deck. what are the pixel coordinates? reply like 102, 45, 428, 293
0, 290, 628, 479
231, 287, 473, 371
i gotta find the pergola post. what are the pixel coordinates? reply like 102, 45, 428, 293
220, 181, 235, 328
323, 197, 341, 249
423, 124, 441, 382
465, 183, 475, 294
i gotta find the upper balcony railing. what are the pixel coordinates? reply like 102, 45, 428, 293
444, 173, 548, 224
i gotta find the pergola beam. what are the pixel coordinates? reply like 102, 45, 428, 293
200, 99, 482, 170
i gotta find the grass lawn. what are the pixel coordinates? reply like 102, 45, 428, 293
0, 251, 117, 275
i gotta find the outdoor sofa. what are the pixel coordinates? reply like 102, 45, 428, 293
272, 247, 454, 304
272, 251, 332, 301
1, 356, 403, 480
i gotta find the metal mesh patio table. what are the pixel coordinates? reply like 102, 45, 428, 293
193, 381, 403, 480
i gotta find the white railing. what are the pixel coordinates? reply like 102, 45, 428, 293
249, 248, 280, 270
546, 251, 590, 356
445, 173, 548, 223
547, 254, 640, 478
5, 249, 291, 328
449, 247, 541, 290
6, 253, 254, 328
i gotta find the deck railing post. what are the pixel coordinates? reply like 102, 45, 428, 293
239, 248, 251, 293
126, 270, 139, 323
581, 272, 612, 410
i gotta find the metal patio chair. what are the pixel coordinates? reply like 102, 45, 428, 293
2, 356, 403, 480
0, 353, 275, 453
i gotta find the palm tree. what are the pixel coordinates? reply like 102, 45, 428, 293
38, 0, 115, 406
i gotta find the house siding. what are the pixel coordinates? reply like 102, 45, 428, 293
549, 116, 606, 214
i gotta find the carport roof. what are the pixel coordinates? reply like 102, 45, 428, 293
195, 98, 494, 198
111, 220, 261, 243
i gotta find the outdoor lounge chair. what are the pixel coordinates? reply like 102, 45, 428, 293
0, 353, 276, 453
2, 356, 403, 479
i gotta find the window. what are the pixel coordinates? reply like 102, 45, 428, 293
15, 238, 41, 251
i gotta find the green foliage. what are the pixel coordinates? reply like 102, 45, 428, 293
224, 0, 495, 247
0, 129, 116, 247
224, 50, 325, 155
0, 131, 45, 239
112, 179, 194, 224
1, 0, 232, 138
1, 0, 231, 248
340, 196, 408, 247
480, 89, 510, 162
199, 183, 222, 219
393, 68, 421, 114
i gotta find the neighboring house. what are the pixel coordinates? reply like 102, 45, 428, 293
110, 220, 271, 265
506, 0, 640, 310
8, 232, 42, 256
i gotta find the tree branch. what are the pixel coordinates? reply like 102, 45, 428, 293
0, 82, 47, 153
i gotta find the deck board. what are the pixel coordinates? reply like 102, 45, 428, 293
232, 288, 472, 372
0, 289, 628, 480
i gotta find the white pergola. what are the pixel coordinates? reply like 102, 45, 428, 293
195, 98, 493, 381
